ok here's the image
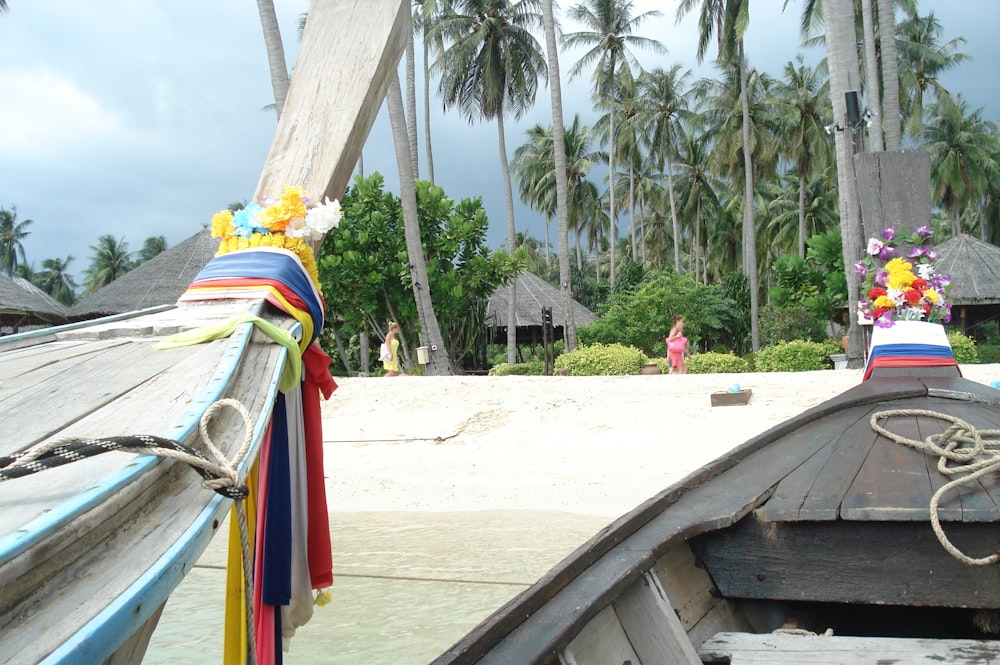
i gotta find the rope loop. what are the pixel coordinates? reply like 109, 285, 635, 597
871, 409, 1000, 567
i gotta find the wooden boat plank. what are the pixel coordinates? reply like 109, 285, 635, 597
692, 519, 1000, 608
610, 571, 702, 665
842, 397, 1000, 521
0, 338, 120, 381
699, 631, 1000, 664
787, 409, 881, 521
0, 323, 288, 664
559, 604, 641, 665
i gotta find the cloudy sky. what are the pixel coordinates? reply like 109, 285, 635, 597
1, 0, 996, 287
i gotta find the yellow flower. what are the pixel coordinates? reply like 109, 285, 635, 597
924, 289, 939, 304
211, 210, 234, 238
873, 295, 896, 309
885, 257, 915, 290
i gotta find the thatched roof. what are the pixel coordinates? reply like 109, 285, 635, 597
487, 271, 598, 335
0, 274, 69, 325
69, 228, 219, 320
935, 234, 1000, 305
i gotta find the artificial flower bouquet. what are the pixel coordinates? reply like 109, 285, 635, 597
855, 226, 952, 328
209, 185, 342, 291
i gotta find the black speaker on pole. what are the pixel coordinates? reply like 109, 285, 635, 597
845, 91, 861, 125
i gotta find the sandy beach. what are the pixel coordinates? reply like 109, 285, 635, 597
320, 366, 1000, 519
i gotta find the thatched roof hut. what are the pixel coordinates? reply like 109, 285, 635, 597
0, 274, 69, 332
69, 229, 219, 320
487, 271, 598, 344
935, 233, 1000, 336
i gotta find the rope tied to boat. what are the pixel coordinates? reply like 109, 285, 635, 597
0, 398, 259, 664
871, 408, 1000, 566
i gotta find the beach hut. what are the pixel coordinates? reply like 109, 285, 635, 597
486, 271, 597, 345
69, 228, 219, 320
0, 274, 69, 333
934, 233, 1000, 338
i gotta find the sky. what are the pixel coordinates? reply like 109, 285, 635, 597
1, 0, 997, 287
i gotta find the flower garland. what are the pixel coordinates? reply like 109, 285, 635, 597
855, 225, 952, 328
210, 185, 342, 291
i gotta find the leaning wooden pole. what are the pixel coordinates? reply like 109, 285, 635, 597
254, 0, 410, 205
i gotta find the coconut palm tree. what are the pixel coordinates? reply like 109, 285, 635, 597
0, 206, 32, 277
675, 132, 721, 283
634, 65, 692, 272
137, 235, 168, 263
926, 93, 1000, 238
676, 0, 764, 351
539, 0, 578, 350
563, 0, 664, 286
83, 235, 133, 294
771, 55, 832, 258
433, 0, 547, 364
896, 7, 969, 145
256, 0, 291, 117
37, 256, 78, 306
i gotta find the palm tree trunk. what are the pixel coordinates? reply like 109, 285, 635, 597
860, 0, 884, 151
498, 113, 519, 365
798, 172, 807, 258
738, 41, 760, 353
405, 26, 419, 178
256, 0, 290, 117
629, 164, 637, 262
608, 74, 618, 286
667, 152, 681, 272
878, 0, 902, 150
823, 0, 867, 369
423, 24, 435, 183
387, 75, 452, 375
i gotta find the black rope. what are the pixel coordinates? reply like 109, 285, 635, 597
0, 434, 249, 499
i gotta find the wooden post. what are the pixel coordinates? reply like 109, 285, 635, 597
853, 151, 931, 240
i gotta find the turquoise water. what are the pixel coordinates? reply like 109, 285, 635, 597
143, 511, 608, 665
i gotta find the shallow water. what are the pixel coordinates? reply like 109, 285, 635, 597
144, 510, 608, 665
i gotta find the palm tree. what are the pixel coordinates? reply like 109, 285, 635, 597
675, 132, 720, 283
386, 74, 453, 375
83, 235, 133, 294
634, 65, 692, 271
820, 0, 866, 368
540, 0, 577, 350
0, 206, 32, 277
256, 0, 291, 117
878, 0, 903, 150
37, 256, 78, 306
433, 0, 547, 364
925, 93, 1000, 238
676, 0, 763, 351
896, 7, 969, 145
563, 0, 663, 286
137, 235, 168, 263
772, 55, 832, 258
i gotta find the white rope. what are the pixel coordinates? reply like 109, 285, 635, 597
871, 409, 1000, 566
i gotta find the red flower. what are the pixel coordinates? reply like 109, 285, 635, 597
912, 278, 928, 289
873, 306, 890, 320
868, 287, 887, 299
904, 289, 922, 305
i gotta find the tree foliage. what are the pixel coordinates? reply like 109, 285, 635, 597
318, 173, 521, 371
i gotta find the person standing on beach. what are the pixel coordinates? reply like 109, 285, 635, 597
666, 315, 688, 374
383, 321, 407, 377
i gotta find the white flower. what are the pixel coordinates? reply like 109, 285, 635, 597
915, 263, 936, 280
866, 237, 884, 256
303, 197, 343, 241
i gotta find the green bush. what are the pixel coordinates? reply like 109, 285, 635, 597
759, 303, 828, 345
947, 331, 979, 365
755, 340, 841, 372
488, 361, 545, 376
648, 357, 670, 373
553, 343, 647, 376
687, 352, 751, 374
976, 344, 1000, 364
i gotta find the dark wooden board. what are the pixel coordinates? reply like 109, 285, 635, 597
693, 519, 1000, 608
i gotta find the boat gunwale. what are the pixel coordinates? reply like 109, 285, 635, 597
430, 376, 1000, 665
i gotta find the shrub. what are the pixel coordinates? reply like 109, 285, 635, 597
759, 303, 828, 345
488, 361, 545, 376
947, 331, 979, 365
687, 352, 751, 374
554, 342, 647, 376
977, 344, 1000, 364
648, 357, 670, 373
755, 340, 841, 372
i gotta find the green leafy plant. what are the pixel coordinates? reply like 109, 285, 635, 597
488, 361, 545, 376
686, 352, 751, 374
946, 331, 979, 365
755, 340, 841, 372
553, 343, 647, 376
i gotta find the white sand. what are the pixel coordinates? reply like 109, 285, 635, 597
320, 366, 1000, 519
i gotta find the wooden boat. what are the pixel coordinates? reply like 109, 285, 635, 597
0, 2, 409, 664
429, 369, 1000, 665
